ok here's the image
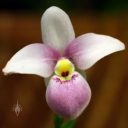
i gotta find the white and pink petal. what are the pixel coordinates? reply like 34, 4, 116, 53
41, 6, 75, 54
3, 43, 60, 78
65, 33, 125, 70
46, 72, 91, 119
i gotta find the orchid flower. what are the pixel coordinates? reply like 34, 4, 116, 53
2, 6, 125, 119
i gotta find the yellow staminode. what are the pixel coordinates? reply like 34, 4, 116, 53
55, 58, 75, 80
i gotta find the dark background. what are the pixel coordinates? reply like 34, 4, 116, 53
0, 0, 128, 128
0, 0, 128, 13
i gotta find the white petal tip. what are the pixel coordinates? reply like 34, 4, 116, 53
88, 33, 126, 51
43, 6, 64, 16
44, 6, 61, 12
120, 43, 125, 50
2, 67, 9, 75
2, 64, 14, 76
114, 39, 125, 52
42, 6, 67, 23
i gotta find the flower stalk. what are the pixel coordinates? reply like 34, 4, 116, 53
54, 115, 75, 128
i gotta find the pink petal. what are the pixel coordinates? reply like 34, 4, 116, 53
41, 6, 75, 54
46, 72, 91, 119
65, 33, 125, 70
3, 43, 60, 77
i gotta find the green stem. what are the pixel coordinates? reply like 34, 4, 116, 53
54, 114, 76, 128
54, 114, 64, 128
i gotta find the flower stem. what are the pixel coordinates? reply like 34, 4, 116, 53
54, 114, 76, 128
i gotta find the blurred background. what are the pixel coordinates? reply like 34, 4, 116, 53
0, 0, 128, 128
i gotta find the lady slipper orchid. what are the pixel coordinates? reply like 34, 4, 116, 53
2, 6, 125, 119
